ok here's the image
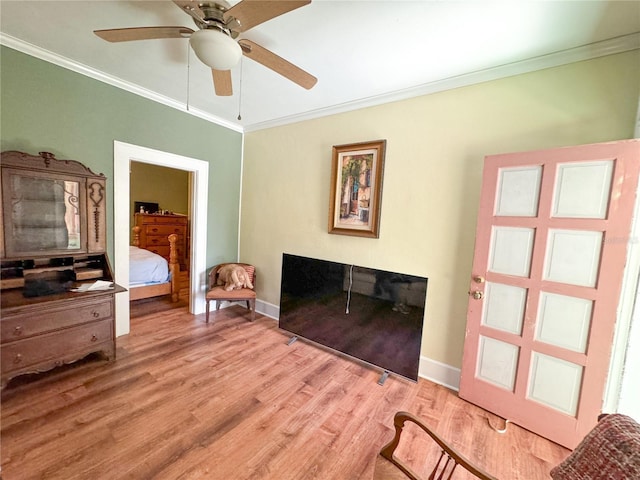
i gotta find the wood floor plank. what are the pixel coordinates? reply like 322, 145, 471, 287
1, 305, 570, 479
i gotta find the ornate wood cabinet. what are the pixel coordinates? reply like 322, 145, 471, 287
134, 213, 188, 269
0, 151, 123, 389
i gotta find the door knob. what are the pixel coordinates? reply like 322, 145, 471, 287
470, 290, 484, 300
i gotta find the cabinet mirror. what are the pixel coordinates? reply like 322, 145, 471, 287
1, 151, 106, 259
3, 169, 83, 254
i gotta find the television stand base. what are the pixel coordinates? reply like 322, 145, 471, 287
378, 370, 390, 386
287, 336, 298, 346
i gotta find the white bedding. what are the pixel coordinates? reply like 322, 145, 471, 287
129, 246, 170, 286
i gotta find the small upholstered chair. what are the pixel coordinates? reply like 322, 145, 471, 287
375, 411, 497, 480
205, 263, 256, 323
550, 413, 640, 480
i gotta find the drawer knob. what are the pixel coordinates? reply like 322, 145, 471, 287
14, 325, 23, 336
91, 334, 98, 342
13, 354, 23, 364
92, 310, 100, 318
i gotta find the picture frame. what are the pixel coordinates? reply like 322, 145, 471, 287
328, 139, 386, 238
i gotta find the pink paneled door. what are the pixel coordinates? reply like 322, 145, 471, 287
459, 140, 640, 449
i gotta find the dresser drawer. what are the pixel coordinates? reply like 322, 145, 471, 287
144, 225, 186, 236
1, 298, 112, 341
141, 215, 187, 225
144, 234, 186, 247
1, 319, 113, 375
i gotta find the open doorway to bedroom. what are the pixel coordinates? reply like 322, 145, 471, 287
129, 161, 191, 318
113, 141, 209, 337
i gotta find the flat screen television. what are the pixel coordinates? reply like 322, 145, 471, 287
279, 253, 427, 382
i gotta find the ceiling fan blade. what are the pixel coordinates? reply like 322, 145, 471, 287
94, 26, 194, 42
225, 0, 311, 32
240, 39, 317, 90
212, 69, 233, 96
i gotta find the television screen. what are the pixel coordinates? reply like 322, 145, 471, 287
279, 253, 427, 381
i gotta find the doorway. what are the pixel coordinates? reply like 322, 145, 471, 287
130, 161, 190, 317
113, 141, 209, 336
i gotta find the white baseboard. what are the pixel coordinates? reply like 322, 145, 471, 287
256, 298, 279, 320
418, 356, 461, 391
255, 298, 462, 390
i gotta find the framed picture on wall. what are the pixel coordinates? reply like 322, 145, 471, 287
328, 139, 386, 238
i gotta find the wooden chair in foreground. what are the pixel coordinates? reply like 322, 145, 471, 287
375, 411, 498, 480
205, 263, 256, 323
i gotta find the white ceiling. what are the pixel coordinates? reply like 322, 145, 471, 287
1, 1, 639, 132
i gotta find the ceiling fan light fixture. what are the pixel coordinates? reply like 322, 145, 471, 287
189, 28, 242, 70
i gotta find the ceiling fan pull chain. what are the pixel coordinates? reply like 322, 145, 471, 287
186, 41, 191, 112
237, 57, 243, 121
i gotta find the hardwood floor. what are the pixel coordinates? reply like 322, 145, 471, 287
1, 306, 570, 479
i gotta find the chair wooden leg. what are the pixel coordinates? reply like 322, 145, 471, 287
206, 300, 210, 323
249, 299, 256, 321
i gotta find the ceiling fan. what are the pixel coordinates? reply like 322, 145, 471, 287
94, 0, 317, 96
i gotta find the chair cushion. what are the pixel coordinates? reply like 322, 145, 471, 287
206, 286, 256, 300
243, 265, 255, 281
550, 414, 640, 480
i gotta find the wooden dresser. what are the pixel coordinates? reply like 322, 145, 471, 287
134, 213, 188, 268
1, 284, 121, 388
0, 151, 124, 389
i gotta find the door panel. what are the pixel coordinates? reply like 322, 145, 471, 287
535, 292, 592, 353
477, 336, 520, 390
543, 229, 602, 286
495, 165, 542, 216
528, 352, 583, 415
482, 282, 526, 334
459, 140, 640, 449
553, 161, 613, 218
488, 226, 535, 276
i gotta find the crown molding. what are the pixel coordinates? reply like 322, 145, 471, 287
244, 32, 640, 132
0, 33, 244, 133
2, 31, 638, 133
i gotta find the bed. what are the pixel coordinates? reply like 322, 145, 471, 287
129, 226, 179, 302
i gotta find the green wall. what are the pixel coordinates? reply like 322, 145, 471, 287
0, 46, 242, 267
